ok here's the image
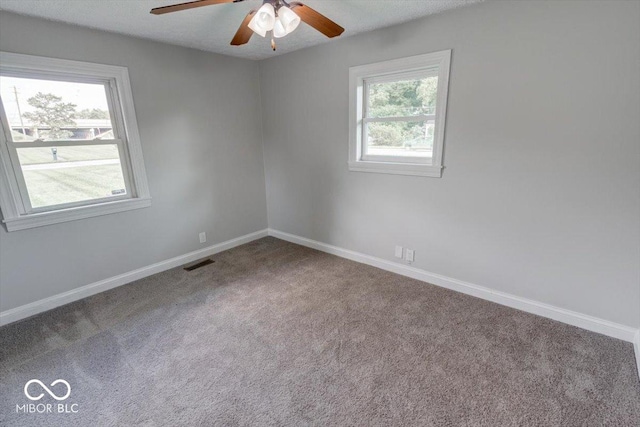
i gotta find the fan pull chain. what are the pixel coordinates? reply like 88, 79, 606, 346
271, 36, 277, 51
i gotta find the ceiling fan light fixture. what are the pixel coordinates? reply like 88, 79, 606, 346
151, 0, 345, 49
273, 17, 287, 38
278, 6, 301, 35
248, 2, 276, 37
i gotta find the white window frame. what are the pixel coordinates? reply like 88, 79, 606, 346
0, 52, 151, 232
349, 50, 451, 177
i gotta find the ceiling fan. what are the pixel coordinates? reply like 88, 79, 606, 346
151, 0, 345, 51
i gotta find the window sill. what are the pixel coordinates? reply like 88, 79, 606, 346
348, 161, 443, 177
2, 197, 151, 232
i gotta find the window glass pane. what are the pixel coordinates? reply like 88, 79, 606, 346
0, 76, 114, 142
367, 76, 438, 118
16, 145, 127, 209
366, 120, 435, 161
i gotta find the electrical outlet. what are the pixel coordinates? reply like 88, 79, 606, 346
405, 249, 415, 263
395, 245, 403, 259
199, 232, 206, 244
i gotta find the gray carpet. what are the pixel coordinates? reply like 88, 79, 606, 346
1, 237, 639, 426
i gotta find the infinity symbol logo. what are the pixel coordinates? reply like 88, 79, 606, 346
24, 379, 71, 401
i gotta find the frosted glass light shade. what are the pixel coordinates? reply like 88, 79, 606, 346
248, 3, 276, 37
278, 6, 301, 35
273, 17, 287, 38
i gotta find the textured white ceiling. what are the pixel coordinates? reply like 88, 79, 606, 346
0, 0, 483, 60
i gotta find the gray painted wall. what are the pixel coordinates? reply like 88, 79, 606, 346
0, 13, 268, 311
259, 1, 640, 327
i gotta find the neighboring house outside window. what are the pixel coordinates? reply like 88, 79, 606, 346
349, 50, 451, 177
0, 52, 150, 231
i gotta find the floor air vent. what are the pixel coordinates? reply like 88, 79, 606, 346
184, 259, 215, 271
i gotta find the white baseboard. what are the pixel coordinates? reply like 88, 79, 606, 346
268, 229, 639, 344
635, 331, 640, 381
0, 229, 269, 326
2, 226, 638, 380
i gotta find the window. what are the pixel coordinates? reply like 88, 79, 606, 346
349, 50, 451, 177
0, 52, 150, 231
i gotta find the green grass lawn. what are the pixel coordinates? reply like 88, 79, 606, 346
15, 145, 127, 208
23, 163, 126, 208
17, 145, 119, 165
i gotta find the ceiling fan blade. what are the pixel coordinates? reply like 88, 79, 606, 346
150, 0, 241, 15
289, 2, 344, 38
230, 11, 255, 46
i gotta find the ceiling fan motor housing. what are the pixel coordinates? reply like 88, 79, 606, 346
150, 0, 344, 48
